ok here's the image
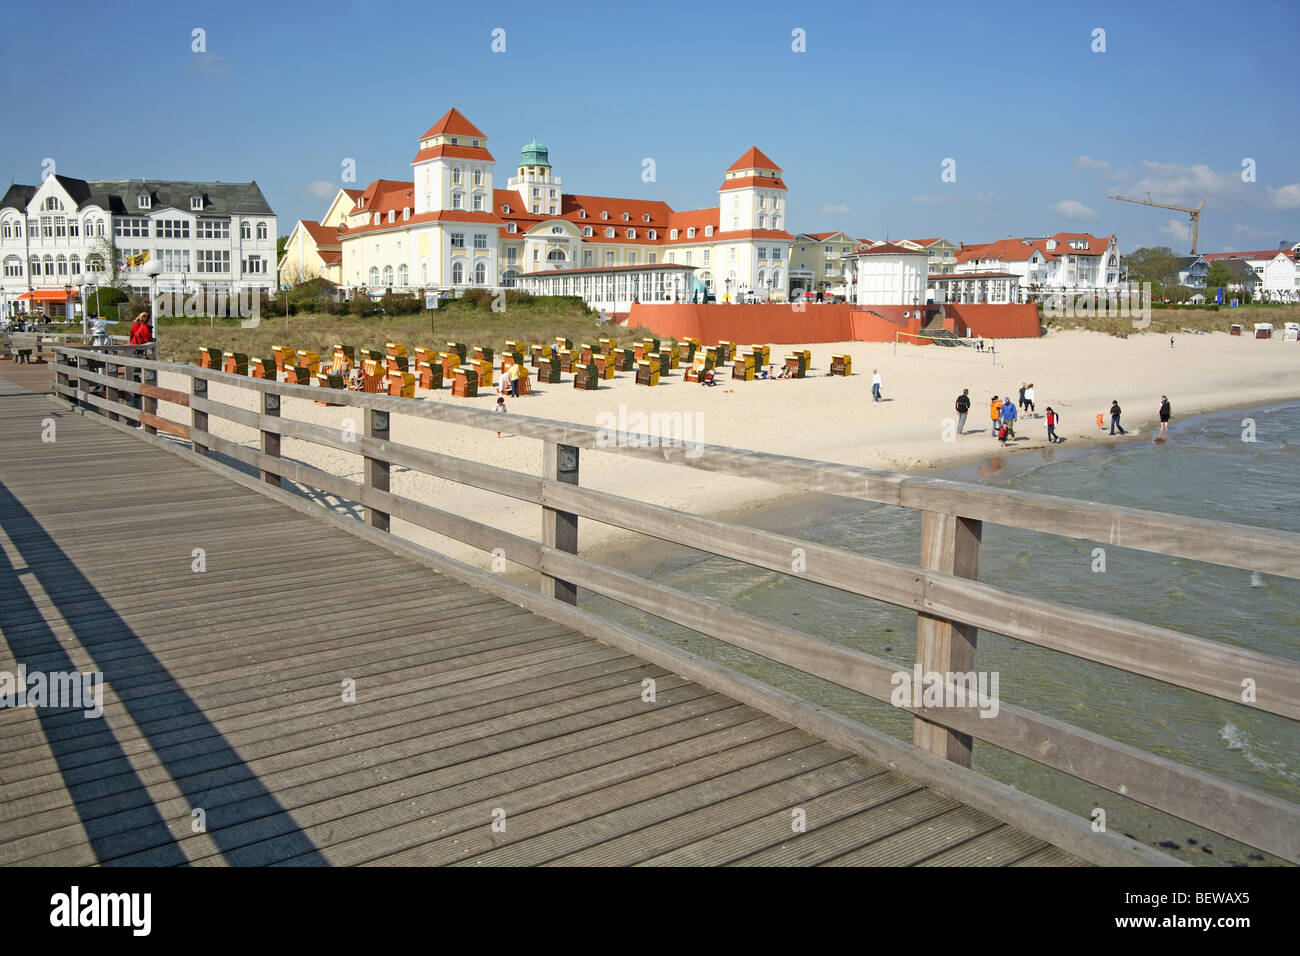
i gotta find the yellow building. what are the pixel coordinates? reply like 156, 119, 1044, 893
789, 231, 856, 296
277, 187, 360, 286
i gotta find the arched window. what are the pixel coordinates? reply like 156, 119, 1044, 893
257, 222, 268, 239
452, 261, 464, 284
30, 256, 40, 277
382, 265, 394, 285
705, 225, 713, 237
3, 256, 22, 278
56, 255, 67, 275
758, 214, 766, 229
452, 167, 462, 185
240, 221, 251, 239
687, 228, 695, 239
420, 261, 428, 284
757, 269, 766, 286
43, 255, 54, 275
368, 266, 379, 285
473, 168, 483, 186
398, 264, 408, 286
474, 261, 487, 284
86, 254, 104, 273
69, 255, 79, 274
547, 249, 567, 262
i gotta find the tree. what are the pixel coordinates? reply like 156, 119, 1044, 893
1205, 261, 1235, 290
1124, 246, 1180, 286
277, 235, 289, 262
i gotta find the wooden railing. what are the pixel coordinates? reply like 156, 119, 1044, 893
49, 346, 1300, 865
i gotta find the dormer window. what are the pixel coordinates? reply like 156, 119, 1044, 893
705, 225, 714, 237
190, 196, 203, 211
472, 139, 479, 147
648, 229, 657, 240
450, 136, 459, 145
583, 226, 592, 237
670, 229, 679, 240
374, 213, 381, 225
403, 208, 410, 221
502, 203, 510, 214
507, 222, 517, 233
605, 227, 614, 238
622, 212, 629, 221
628, 228, 636, 239
388, 210, 395, 223
137, 194, 151, 209
601, 210, 609, 220
578, 210, 587, 219
643, 213, 650, 222
687, 228, 695, 239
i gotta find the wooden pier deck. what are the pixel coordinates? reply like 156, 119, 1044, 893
0, 371, 1088, 867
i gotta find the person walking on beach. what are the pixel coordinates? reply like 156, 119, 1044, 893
871, 368, 882, 402
1024, 383, 1036, 416
508, 359, 521, 398
1018, 384, 1027, 412
955, 388, 970, 435
989, 395, 1001, 438
1046, 406, 1061, 443
1109, 400, 1126, 435
1158, 395, 1171, 436
1001, 396, 1018, 439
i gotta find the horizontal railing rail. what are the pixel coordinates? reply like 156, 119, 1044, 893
49, 345, 1300, 863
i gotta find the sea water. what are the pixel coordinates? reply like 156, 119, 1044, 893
581, 402, 1300, 864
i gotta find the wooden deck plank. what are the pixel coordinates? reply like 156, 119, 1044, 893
0, 375, 1090, 867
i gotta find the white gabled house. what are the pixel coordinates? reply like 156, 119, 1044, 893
953, 232, 1122, 301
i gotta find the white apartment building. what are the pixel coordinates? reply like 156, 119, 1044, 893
1202, 248, 1299, 302
953, 232, 1122, 301
1, 174, 277, 317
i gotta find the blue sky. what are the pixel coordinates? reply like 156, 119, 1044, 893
2, 0, 1296, 253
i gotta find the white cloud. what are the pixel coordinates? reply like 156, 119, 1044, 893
1128, 159, 1300, 212
300, 180, 338, 200
184, 52, 233, 76
912, 194, 959, 205
1051, 199, 1098, 219
821, 203, 851, 216
1073, 155, 1111, 174
1157, 218, 1191, 244
1232, 223, 1278, 242
1266, 183, 1300, 209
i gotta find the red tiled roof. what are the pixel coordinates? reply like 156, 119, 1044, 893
1203, 249, 1297, 262
909, 238, 944, 247
955, 233, 1115, 265
411, 144, 496, 164
301, 220, 342, 248
726, 146, 781, 173
802, 232, 840, 241
342, 189, 363, 200
518, 262, 697, 278
711, 229, 795, 241
718, 175, 787, 192
318, 250, 342, 265
419, 107, 487, 140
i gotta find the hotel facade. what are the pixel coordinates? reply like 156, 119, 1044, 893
280, 108, 796, 310
1, 175, 277, 317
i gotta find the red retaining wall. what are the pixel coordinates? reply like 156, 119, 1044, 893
626, 301, 1041, 345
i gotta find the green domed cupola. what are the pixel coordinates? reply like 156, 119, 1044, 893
521, 139, 550, 168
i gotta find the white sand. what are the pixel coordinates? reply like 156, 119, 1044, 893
156, 331, 1300, 577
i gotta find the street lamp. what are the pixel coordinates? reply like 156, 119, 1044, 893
71, 272, 86, 336
142, 258, 164, 338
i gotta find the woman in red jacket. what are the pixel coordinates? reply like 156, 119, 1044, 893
128, 312, 153, 345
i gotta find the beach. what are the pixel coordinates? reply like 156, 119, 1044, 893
155, 329, 1300, 576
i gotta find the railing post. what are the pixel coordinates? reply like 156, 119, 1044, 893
142, 366, 157, 435
914, 510, 983, 767
260, 391, 281, 486
541, 441, 580, 604
192, 375, 209, 457
75, 352, 88, 414
105, 353, 119, 422
54, 350, 72, 409
363, 408, 391, 530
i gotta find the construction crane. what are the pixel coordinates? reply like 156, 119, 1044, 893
1108, 193, 1207, 255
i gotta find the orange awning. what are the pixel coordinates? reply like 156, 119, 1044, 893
17, 290, 79, 302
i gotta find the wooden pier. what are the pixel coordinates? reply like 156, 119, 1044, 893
1, 345, 1296, 866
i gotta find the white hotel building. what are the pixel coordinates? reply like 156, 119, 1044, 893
291, 108, 795, 311
1, 175, 277, 317
952, 233, 1123, 302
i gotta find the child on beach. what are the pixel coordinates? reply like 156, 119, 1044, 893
997, 422, 1010, 446
494, 396, 506, 436
1045, 407, 1060, 443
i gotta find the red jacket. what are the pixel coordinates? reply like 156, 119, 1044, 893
129, 322, 154, 344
